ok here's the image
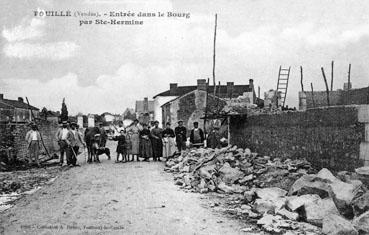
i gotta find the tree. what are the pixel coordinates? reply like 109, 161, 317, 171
61, 98, 68, 122
41, 107, 48, 120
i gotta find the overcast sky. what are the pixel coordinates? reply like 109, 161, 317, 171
1, 0, 369, 114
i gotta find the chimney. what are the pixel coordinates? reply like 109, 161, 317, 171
143, 97, 148, 112
343, 82, 352, 91
197, 79, 207, 91
18, 97, 24, 103
0, 94, 3, 99
249, 79, 254, 92
226, 82, 234, 98
169, 83, 178, 95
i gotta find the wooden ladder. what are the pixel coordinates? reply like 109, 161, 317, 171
276, 66, 291, 107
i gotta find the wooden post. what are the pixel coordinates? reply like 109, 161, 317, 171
348, 63, 351, 90
300, 66, 304, 92
310, 82, 315, 108
258, 86, 260, 100
321, 67, 330, 106
331, 61, 334, 91
227, 116, 231, 147
216, 81, 221, 112
203, 78, 210, 138
26, 97, 51, 159
212, 14, 218, 96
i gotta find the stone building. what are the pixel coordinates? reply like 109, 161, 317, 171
135, 97, 155, 124
155, 79, 257, 127
0, 94, 39, 123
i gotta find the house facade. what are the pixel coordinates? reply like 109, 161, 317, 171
0, 94, 39, 123
155, 79, 257, 128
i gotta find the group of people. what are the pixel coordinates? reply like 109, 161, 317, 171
25, 118, 223, 167
55, 121, 86, 166
25, 121, 86, 167
110, 119, 215, 163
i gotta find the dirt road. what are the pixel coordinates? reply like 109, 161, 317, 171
1, 141, 246, 235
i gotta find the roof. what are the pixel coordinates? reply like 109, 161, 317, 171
0, 99, 39, 110
135, 100, 155, 113
161, 90, 226, 108
153, 84, 252, 98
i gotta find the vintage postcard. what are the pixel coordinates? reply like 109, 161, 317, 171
1, 0, 369, 234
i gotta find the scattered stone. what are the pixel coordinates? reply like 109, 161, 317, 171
323, 214, 358, 235
353, 211, 369, 233
355, 166, 369, 176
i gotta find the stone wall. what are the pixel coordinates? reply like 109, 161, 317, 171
301, 86, 369, 109
230, 105, 369, 172
0, 120, 59, 163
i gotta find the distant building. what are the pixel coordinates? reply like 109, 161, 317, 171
299, 82, 369, 110
135, 97, 154, 124
0, 94, 39, 123
154, 79, 258, 127
102, 112, 115, 123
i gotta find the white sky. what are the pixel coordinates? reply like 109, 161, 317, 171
1, 0, 369, 114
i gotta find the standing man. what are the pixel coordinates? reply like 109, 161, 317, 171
174, 120, 187, 153
55, 121, 74, 166
99, 123, 107, 147
25, 123, 42, 167
190, 121, 204, 148
70, 122, 84, 166
150, 120, 163, 161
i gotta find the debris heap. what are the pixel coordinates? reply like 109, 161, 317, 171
165, 146, 369, 234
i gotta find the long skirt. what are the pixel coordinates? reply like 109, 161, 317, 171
163, 137, 176, 158
140, 138, 152, 159
151, 138, 163, 159
130, 133, 140, 155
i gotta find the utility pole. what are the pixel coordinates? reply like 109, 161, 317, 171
331, 61, 334, 91
300, 66, 304, 92
212, 14, 217, 96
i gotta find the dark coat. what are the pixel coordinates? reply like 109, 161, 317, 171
112, 135, 126, 153
174, 126, 187, 142
190, 128, 204, 144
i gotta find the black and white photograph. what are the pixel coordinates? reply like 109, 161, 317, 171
1, 0, 369, 234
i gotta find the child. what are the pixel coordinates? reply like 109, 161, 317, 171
112, 130, 127, 163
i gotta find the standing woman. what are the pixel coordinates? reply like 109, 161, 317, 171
139, 123, 152, 161
162, 122, 176, 159
127, 119, 141, 161
150, 120, 163, 161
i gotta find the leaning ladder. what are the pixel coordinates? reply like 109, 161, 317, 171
276, 66, 291, 107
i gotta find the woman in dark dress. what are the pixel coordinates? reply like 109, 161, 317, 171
150, 120, 163, 161
112, 130, 127, 162
139, 123, 152, 161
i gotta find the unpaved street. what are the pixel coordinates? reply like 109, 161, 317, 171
1, 141, 246, 235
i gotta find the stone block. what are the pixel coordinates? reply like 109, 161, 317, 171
360, 142, 369, 166
358, 105, 369, 123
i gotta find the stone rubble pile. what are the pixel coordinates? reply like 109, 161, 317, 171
165, 146, 369, 234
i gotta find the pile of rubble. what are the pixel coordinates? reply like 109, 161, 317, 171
0, 166, 60, 212
165, 146, 369, 234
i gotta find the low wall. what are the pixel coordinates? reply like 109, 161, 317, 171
230, 105, 369, 172
0, 120, 59, 163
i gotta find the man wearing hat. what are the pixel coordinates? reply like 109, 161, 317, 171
70, 122, 84, 166
174, 120, 187, 153
55, 121, 74, 166
25, 123, 42, 167
190, 121, 204, 148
